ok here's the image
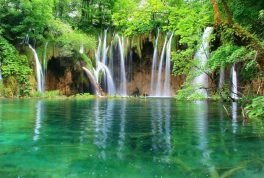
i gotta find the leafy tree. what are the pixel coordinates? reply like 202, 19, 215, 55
0, 36, 32, 96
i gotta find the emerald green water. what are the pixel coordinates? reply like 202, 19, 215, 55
0, 99, 264, 177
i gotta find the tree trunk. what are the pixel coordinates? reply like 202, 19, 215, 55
210, 0, 222, 25
221, 0, 233, 24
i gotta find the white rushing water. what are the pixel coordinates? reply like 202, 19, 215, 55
163, 34, 173, 96
193, 27, 214, 98
116, 35, 127, 96
29, 45, 44, 92
79, 44, 84, 54
150, 29, 160, 95
82, 30, 129, 96
42, 42, 48, 92
0, 61, 2, 81
218, 66, 225, 89
82, 67, 101, 96
150, 33, 173, 97
231, 64, 238, 100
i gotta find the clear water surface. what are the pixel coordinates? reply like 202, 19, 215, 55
0, 99, 263, 177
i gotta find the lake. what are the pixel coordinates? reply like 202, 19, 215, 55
0, 99, 263, 177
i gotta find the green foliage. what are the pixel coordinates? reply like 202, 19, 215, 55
0, 0, 54, 43
71, 93, 94, 99
0, 36, 32, 97
113, 0, 167, 36
175, 85, 207, 100
56, 31, 96, 57
165, 2, 212, 48
80, 54, 94, 70
208, 44, 255, 70
245, 96, 264, 121
228, 0, 264, 36
32, 90, 63, 98
171, 49, 195, 75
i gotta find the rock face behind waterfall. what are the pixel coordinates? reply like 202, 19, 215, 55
46, 57, 94, 95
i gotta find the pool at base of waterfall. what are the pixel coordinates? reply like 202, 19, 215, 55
0, 99, 263, 177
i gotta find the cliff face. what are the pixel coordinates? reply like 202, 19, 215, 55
126, 64, 185, 96
46, 56, 93, 95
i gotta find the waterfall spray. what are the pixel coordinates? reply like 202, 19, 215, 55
231, 64, 238, 100
29, 45, 44, 92
0, 61, 2, 81
163, 34, 173, 96
193, 27, 214, 98
150, 33, 173, 97
150, 29, 160, 95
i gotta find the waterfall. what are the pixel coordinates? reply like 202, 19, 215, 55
29, 45, 44, 92
79, 44, 84, 54
0, 61, 2, 81
94, 62, 116, 95
155, 36, 167, 96
218, 66, 225, 89
163, 34, 173, 96
42, 42, 48, 91
150, 33, 173, 97
94, 30, 116, 95
82, 67, 102, 96
82, 30, 128, 96
231, 64, 238, 100
116, 35, 127, 96
193, 27, 214, 97
150, 29, 160, 95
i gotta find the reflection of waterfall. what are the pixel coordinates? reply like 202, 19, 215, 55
33, 101, 43, 141
231, 102, 238, 134
150, 33, 173, 97
94, 100, 114, 160
195, 101, 216, 172
231, 64, 238, 100
193, 27, 214, 97
29, 45, 44, 92
117, 100, 127, 159
151, 99, 172, 157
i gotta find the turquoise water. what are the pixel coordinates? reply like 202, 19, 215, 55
0, 99, 264, 178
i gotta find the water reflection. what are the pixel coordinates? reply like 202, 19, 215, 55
194, 101, 216, 174
117, 99, 127, 159
151, 99, 172, 159
33, 101, 43, 141
94, 99, 114, 160
231, 102, 238, 134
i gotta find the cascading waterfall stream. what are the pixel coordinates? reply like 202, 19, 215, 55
150, 29, 160, 95
116, 35, 127, 96
82, 30, 129, 96
231, 64, 238, 100
218, 66, 225, 89
163, 34, 173, 96
155, 36, 167, 96
82, 67, 101, 96
0, 61, 2, 81
79, 44, 84, 54
29, 44, 44, 92
193, 27, 214, 97
42, 42, 48, 91
150, 33, 173, 97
